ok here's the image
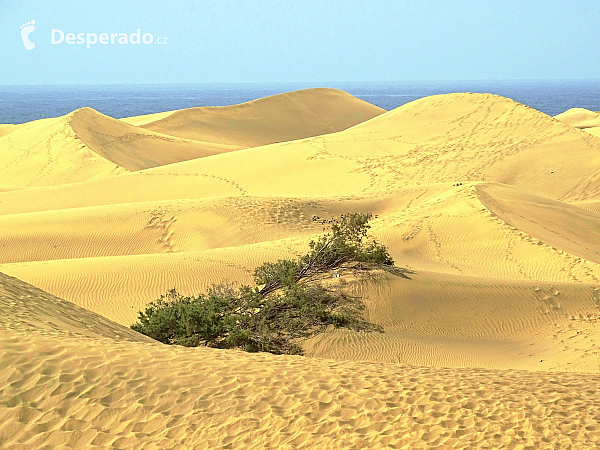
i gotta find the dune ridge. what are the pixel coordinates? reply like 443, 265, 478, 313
0, 272, 151, 342
555, 107, 600, 129
3, 92, 600, 211
0, 114, 126, 188
555, 107, 600, 139
68, 107, 246, 170
126, 88, 386, 145
0, 88, 384, 187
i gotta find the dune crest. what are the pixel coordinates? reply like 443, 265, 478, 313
555, 107, 600, 128
0, 272, 151, 342
68, 107, 245, 170
8, 91, 600, 204
126, 88, 386, 145
0, 114, 126, 188
0, 89, 384, 186
555, 107, 600, 139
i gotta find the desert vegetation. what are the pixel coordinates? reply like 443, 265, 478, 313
131, 213, 397, 354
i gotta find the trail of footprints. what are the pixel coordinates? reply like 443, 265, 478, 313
301, 95, 579, 195
145, 207, 178, 253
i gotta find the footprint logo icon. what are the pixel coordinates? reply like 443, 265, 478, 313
20, 20, 35, 50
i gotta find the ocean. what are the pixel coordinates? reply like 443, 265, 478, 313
1, 80, 599, 124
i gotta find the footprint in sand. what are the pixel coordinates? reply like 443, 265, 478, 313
20, 20, 36, 50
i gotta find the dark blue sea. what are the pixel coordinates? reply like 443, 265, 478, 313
1, 80, 599, 124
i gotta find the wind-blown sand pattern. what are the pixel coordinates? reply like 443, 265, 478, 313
1, 90, 599, 448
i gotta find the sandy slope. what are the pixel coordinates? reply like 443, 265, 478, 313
68, 108, 245, 170
585, 127, 600, 138
304, 270, 600, 372
0, 88, 382, 187
124, 88, 386, 145
0, 272, 151, 342
2, 333, 599, 449
555, 107, 600, 129
555, 108, 600, 140
1, 182, 599, 373
1, 275, 599, 449
2, 90, 600, 448
3, 93, 600, 212
0, 114, 125, 188
476, 183, 600, 265
0, 124, 18, 137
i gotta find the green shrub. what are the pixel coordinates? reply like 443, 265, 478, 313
255, 212, 393, 295
132, 212, 395, 355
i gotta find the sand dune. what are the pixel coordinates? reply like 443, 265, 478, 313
0, 106, 234, 188
0, 272, 151, 342
125, 88, 386, 145
555, 108, 600, 140
2, 182, 600, 374
476, 183, 600, 265
0, 124, 18, 137
1, 274, 599, 448
304, 270, 600, 372
3, 92, 600, 212
120, 110, 177, 126
69, 107, 245, 170
555, 107, 600, 129
2, 89, 600, 448
0, 114, 125, 188
0, 88, 382, 187
2, 328, 599, 448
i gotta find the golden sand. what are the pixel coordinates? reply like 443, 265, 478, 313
0, 90, 599, 448
555, 107, 600, 140
555, 107, 600, 129
0, 88, 383, 187
124, 87, 386, 145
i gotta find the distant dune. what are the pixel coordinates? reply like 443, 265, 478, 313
123, 88, 386, 145
0, 88, 383, 187
555, 107, 600, 128
0, 114, 125, 188
68, 107, 247, 170
3, 92, 600, 212
1, 89, 600, 448
555, 107, 600, 140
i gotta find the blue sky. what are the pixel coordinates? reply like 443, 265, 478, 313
0, 0, 599, 85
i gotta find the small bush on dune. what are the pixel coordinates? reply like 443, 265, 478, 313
132, 213, 398, 355
255, 213, 394, 295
